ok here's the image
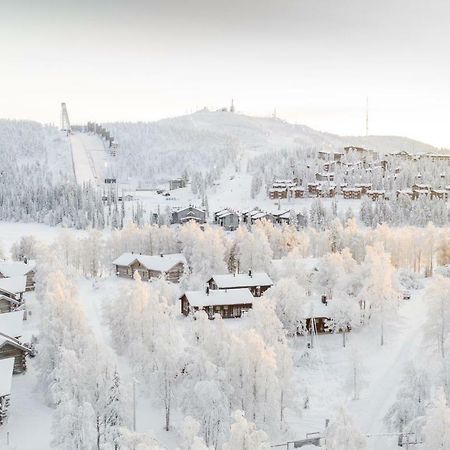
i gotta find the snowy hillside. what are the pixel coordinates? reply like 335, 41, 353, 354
106, 110, 440, 185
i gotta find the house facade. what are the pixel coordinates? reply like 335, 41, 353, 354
171, 206, 206, 224
113, 253, 187, 283
180, 288, 254, 319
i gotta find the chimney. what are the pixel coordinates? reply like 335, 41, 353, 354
206, 286, 210, 296
248, 269, 252, 277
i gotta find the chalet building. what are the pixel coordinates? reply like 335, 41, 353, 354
273, 210, 292, 225
342, 188, 362, 200
169, 178, 187, 190
207, 271, 273, 297
269, 188, 288, 200
318, 150, 331, 160
412, 183, 431, 192
292, 187, 304, 198
315, 172, 335, 182
214, 209, 240, 231
317, 185, 337, 198
307, 183, 319, 196
249, 211, 274, 225
0, 334, 30, 374
396, 189, 418, 200
171, 206, 206, 225
431, 189, 448, 200
366, 190, 386, 201
0, 277, 26, 314
420, 153, 450, 163
112, 253, 187, 283
334, 152, 344, 162
0, 260, 36, 291
354, 183, 372, 194
272, 179, 298, 189
323, 161, 336, 172
180, 288, 254, 319
0, 358, 14, 425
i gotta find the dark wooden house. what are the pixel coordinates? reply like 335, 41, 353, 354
180, 288, 254, 319
171, 206, 206, 224
207, 271, 273, 297
0, 334, 29, 374
112, 252, 187, 283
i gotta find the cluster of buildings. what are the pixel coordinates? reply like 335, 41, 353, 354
0, 260, 36, 425
396, 184, 449, 201
112, 251, 340, 331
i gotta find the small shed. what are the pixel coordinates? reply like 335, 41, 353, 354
207, 271, 273, 297
0, 358, 14, 425
112, 252, 187, 283
180, 288, 254, 319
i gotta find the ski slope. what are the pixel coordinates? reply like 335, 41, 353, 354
70, 133, 107, 186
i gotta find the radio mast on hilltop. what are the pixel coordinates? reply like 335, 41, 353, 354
365, 96, 369, 136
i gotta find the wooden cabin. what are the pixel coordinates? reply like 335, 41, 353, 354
0, 260, 35, 291
180, 288, 254, 319
0, 358, 14, 425
0, 277, 26, 314
112, 253, 187, 283
207, 271, 273, 297
171, 206, 206, 224
292, 187, 304, 198
214, 209, 240, 231
0, 334, 30, 374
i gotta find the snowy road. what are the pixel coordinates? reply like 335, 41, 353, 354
70, 132, 107, 186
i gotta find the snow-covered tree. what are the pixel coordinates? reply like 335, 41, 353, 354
325, 408, 367, 450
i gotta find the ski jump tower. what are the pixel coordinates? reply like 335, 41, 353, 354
60, 102, 71, 132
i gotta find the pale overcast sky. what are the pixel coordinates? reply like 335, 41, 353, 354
0, 0, 449, 147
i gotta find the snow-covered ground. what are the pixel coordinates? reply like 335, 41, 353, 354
0, 219, 429, 449
69, 133, 107, 186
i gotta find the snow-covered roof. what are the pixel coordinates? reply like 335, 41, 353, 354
0, 276, 27, 296
302, 300, 331, 318
0, 260, 36, 277
209, 272, 273, 289
0, 358, 14, 397
112, 253, 187, 272
0, 332, 30, 353
183, 288, 254, 307
0, 311, 24, 338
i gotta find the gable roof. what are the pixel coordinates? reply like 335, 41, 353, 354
0, 311, 24, 338
0, 332, 30, 353
182, 288, 254, 307
0, 358, 14, 397
209, 272, 273, 289
0, 260, 36, 277
112, 253, 187, 272
0, 276, 27, 296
